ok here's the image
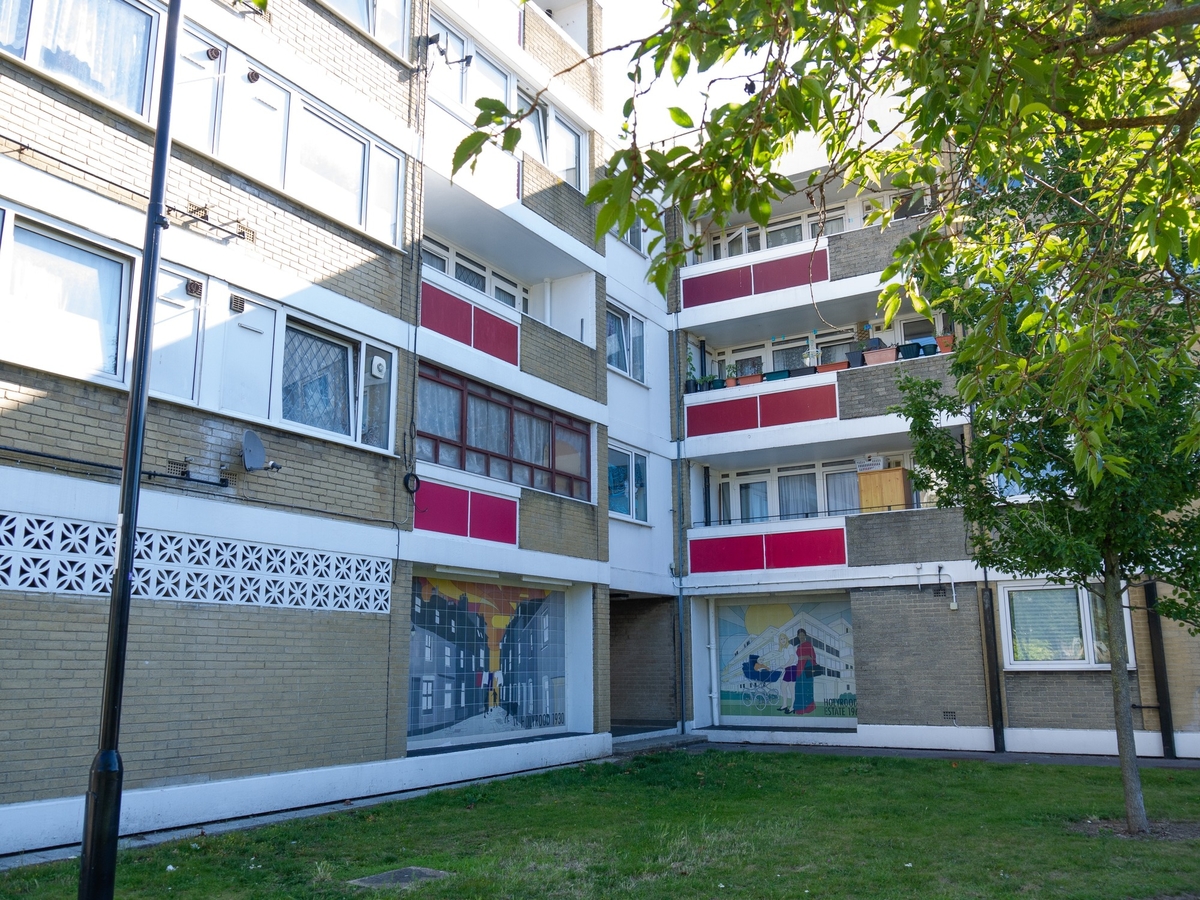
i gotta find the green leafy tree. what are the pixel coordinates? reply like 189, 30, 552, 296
454, 0, 1200, 832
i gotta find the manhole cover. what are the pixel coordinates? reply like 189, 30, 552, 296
349, 866, 449, 888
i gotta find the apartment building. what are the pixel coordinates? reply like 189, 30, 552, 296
669, 177, 1200, 760
2, 0, 1196, 859
0, 0, 661, 855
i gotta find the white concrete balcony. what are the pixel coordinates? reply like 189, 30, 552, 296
682, 354, 964, 470
678, 221, 920, 347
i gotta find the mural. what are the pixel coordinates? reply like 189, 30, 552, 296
409, 577, 566, 748
718, 597, 856, 725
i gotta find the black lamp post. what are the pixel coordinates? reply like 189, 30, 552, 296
78, 0, 183, 895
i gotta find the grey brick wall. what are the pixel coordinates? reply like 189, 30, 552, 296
0, 592, 391, 804
520, 155, 602, 254
852, 584, 990, 727
828, 218, 921, 281
847, 508, 971, 566
593, 583, 610, 733
609, 597, 678, 724
519, 311, 606, 403
0, 362, 414, 528
521, 5, 601, 111
1003, 670, 1144, 730
385, 561, 414, 757
836, 353, 955, 420
518, 474, 607, 562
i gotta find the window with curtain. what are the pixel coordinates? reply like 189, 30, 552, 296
282, 326, 354, 436
608, 446, 648, 522
1, 0, 31, 55
5, 225, 124, 377
416, 363, 590, 499
766, 218, 805, 249
717, 481, 731, 525
1008, 587, 1084, 662
739, 481, 768, 523
778, 473, 818, 519
825, 471, 860, 515
31, 0, 154, 113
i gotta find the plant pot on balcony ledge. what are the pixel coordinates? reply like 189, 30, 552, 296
738, 373, 764, 385
845, 350, 866, 368
898, 342, 922, 360
789, 366, 817, 377
764, 370, 790, 381
936, 334, 955, 353
863, 347, 898, 365
816, 360, 850, 373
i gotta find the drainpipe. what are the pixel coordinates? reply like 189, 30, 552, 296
1143, 582, 1177, 759
703, 466, 711, 526
672, 316, 688, 734
980, 568, 1006, 752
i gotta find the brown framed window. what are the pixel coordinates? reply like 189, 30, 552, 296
415, 362, 591, 500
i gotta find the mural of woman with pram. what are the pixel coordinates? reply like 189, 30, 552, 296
784, 628, 817, 715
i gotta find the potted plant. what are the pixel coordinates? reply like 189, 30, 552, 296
685, 351, 698, 394
846, 338, 871, 368
898, 342, 922, 360
764, 369, 790, 381
724, 363, 738, 388
863, 344, 897, 364
738, 370, 764, 385
936, 330, 955, 354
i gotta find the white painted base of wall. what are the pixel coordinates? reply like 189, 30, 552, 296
0, 734, 611, 856
1174, 732, 1200, 759
611, 727, 680, 745
1003, 728, 1167, 757
703, 724, 995, 752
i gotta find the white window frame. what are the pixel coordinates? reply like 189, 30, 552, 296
172, 29, 406, 248
427, 14, 510, 117
221, 293, 397, 451
605, 303, 645, 384
999, 581, 1135, 672
421, 235, 530, 313
608, 442, 648, 523
0, 206, 135, 387
547, 110, 585, 191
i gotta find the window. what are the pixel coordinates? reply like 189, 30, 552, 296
549, 116, 582, 190
778, 470, 818, 519
424, 633, 431, 661
739, 480, 768, 523
420, 678, 433, 712
623, 221, 643, 253
517, 92, 546, 163
219, 291, 395, 448
422, 236, 531, 312
320, 0, 409, 58
824, 469, 860, 516
0, 218, 128, 380
428, 15, 508, 113
1002, 584, 1134, 669
808, 208, 845, 238
1, 0, 155, 114
606, 305, 645, 382
416, 363, 591, 500
608, 445, 648, 522
282, 326, 355, 437
177, 41, 405, 246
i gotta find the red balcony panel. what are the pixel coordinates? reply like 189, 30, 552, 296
421, 282, 473, 346
765, 528, 847, 569
681, 265, 753, 308
468, 492, 518, 544
758, 384, 838, 427
414, 481, 470, 537
751, 248, 829, 294
472, 307, 519, 365
686, 397, 759, 437
690, 535, 765, 573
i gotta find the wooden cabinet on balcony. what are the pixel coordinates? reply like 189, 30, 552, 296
858, 467, 912, 513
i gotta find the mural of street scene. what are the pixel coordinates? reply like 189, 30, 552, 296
718, 596, 856, 726
408, 577, 566, 749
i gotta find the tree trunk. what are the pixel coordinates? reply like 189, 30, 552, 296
1102, 555, 1149, 834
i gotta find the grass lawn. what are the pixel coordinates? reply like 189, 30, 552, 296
4, 750, 1200, 899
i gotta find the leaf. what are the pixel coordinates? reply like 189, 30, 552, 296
451, 131, 489, 176
501, 127, 521, 154
668, 107, 695, 129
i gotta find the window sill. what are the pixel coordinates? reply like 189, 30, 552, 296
606, 365, 649, 389
608, 512, 652, 527
1003, 663, 1135, 673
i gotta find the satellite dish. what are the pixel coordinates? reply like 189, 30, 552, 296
242, 430, 266, 471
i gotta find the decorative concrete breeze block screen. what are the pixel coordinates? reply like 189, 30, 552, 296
0, 511, 391, 613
